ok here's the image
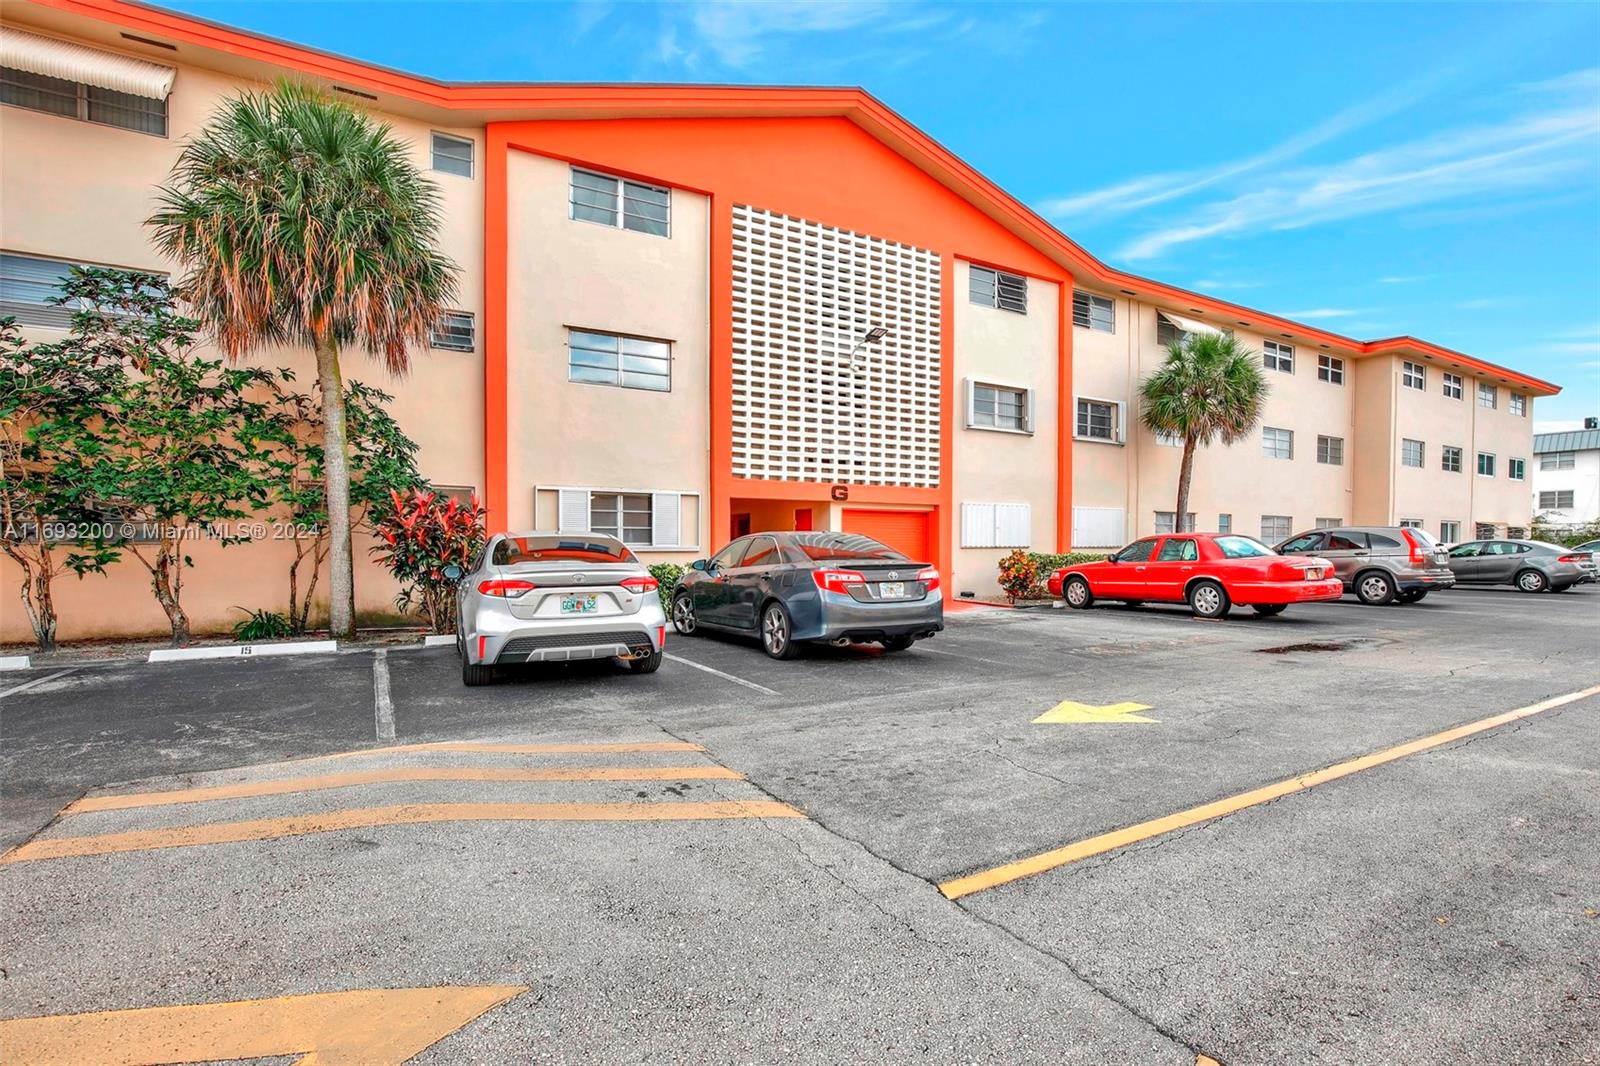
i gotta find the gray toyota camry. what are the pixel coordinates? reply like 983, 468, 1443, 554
670, 531, 942, 659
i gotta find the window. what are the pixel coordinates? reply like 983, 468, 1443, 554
1441, 445, 1463, 473
494, 534, 637, 567
429, 311, 474, 352
555, 487, 690, 549
1439, 521, 1460, 543
970, 266, 1027, 313
1217, 536, 1274, 559
1217, 513, 1232, 535
1260, 515, 1293, 542
1539, 490, 1576, 509
1509, 393, 1526, 417
1154, 429, 1182, 447
1075, 397, 1121, 442
1262, 426, 1293, 460
960, 502, 1031, 548
1317, 355, 1344, 385
1153, 312, 1235, 347
1478, 382, 1497, 409
1, 64, 167, 135
1316, 518, 1345, 530
970, 382, 1032, 432
1442, 372, 1463, 400
1508, 457, 1525, 481
1280, 532, 1325, 553
1115, 538, 1159, 563
739, 536, 781, 569
0, 251, 164, 329
567, 329, 671, 392
589, 493, 653, 546
1157, 537, 1199, 562
1473, 523, 1495, 539
1327, 532, 1365, 550
1402, 361, 1425, 390
1316, 435, 1344, 465
1400, 438, 1425, 468
1540, 451, 1575, 470
569, 167, 670, 236
430, 132, 473, 177
1399, 519, 1423, 529
1476, 452, 1495, 477
1072, 506, 1126, 549
1072, 291, 1114, 332
1263, 340, 1294, 373
1154, 512, 1196, 534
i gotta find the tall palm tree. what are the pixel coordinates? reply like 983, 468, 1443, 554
149, 80, 457, 639
1139, 330, 1269, 532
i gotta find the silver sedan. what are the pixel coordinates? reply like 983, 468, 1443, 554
448, 532, 667, 686
1443, 539, 1594, 593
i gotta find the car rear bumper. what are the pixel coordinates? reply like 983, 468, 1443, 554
1396, 570, 1456, 592
1231, 578, 1345, 605
463, 603, 667, 665
801, 590, 944, 643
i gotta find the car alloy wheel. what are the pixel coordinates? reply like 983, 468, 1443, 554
761, 603, 796, 659
672, 592, 697, 635
1064, 577, 1092, 609
1189, 580, 1228, 619
1516, 569, 1547, 593
1357, 572, 1395, 606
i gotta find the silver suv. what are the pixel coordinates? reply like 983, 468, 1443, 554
1276, 525, 1455, 605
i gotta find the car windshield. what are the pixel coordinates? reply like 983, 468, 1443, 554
1216, 536, 1276, 559
787, 533, 908, 563
492, 536, 637, 566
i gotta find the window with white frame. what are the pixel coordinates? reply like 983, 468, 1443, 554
1317, 435, 1344, 465
960, 502, 1031, 548
1154, 511, 1196, 534
1539, 490, 1575, 509
589, 492, 652, 546
1478, 381, 1497, 409
1441, 445, 1463, 473
1541, 450, 1576, 470
1262, 426, 1293, 460
1317, 354, 1344, 384
429, 310, 474, 352
1440, 520, 1460, 543
970, 265, 1027, 313
1442, 372, 1463, 400
969, 381, 1032, 432
430, 132, 473, 177
1508, 457, 1525, 481
1260, 514, 1293, 542
1476, 452, 1495, 477
1263, 340, 1294, 373
1217, 513, 1232, 534
1154, 429, 1182, 447
1509, 392, 1526, 417
568, 328, 671, 392
1075, 397, 1121, 442
1401, 438, 1425, 468
1399, 519, 1423, 529
569, 167, 670, 236
1402, 361, 1426, 390
1316, 516, 1344, 529
1, 53, 169, 136
1072, 291, 1114, 332
555, 487, 691, 548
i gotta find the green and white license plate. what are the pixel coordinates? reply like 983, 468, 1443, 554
879, 582, 905, 598
560, 594, 598, 614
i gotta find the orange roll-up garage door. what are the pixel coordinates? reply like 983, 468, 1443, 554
841, 509, 931, 562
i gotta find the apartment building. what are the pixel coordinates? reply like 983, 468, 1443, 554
1531, 419, 1600, 527
0, 0, 1560, 640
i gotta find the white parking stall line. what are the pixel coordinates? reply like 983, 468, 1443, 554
372, 650, 396, 741
0, 669, 77, 701
664, 653, 779, 696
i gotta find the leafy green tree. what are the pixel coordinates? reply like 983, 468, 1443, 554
1139, 331, 1269, 532
148, 79, 458, 641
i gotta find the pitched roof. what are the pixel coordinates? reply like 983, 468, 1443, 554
1533, 429, 1600, 454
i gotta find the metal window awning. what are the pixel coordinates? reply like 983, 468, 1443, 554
0, 26, 175, 99
1159, 311, 1225, 337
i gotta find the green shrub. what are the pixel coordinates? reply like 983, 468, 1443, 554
649, 562, 685, 614
995, 550, 1111, 602
231, 607, 293, 642
1531, 519, 1600, 548
1028, 551, 1110, 571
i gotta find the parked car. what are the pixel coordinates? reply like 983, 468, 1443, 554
1573, 539, 1600, 581
1276, 525, 1455, 604
1443, 539, 1594, 593
1046, 533, 1342, 619
448, 532, 666, 686
672, 531, 942, 659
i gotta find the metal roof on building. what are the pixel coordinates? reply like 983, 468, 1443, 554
1532, 429, 1600, 453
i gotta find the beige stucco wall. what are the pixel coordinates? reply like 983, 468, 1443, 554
0, 29, 484, 642
503, 149, 710, 565
950, 261, 1060, 597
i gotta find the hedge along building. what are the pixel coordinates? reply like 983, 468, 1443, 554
0, 0, 1562, 642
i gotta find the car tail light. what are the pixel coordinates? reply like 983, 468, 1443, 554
916, 567, 940, 593
620, 576, 659, 593
657, 625, 666, 649
813, 569, 866, 594
477, 579, 535, 597
1400, 528, 1427, 565
1558, 554, 1588, 563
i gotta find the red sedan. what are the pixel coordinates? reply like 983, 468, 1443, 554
1046, 533, 1343, 619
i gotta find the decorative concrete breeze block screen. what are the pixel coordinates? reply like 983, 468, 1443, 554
730, 204, 942, 487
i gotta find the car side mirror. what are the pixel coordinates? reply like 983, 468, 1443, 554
1107, 555, 1120, 564
442, 564, 463, 582
689, 559, 709, 572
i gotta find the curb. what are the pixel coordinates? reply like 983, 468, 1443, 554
0, 655, 31, 672
148, 640, 339, 663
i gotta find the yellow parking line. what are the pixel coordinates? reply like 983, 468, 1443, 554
64, 766, 743, 813
939, 682, 1600, 900
1, 800, 803, 864
303, 740, 703, 762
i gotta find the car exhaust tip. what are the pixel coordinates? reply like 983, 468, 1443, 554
830, 637, 851, 647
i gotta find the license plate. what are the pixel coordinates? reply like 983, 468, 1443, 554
1305, 568, 1324, 580
560, 594, 598, 614
879, 582, 905, 598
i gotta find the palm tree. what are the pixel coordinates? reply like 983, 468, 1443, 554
1139, 330, 1269, 532
149, 80, 457, 639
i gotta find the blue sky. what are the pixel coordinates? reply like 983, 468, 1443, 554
166, 0, 1600, 422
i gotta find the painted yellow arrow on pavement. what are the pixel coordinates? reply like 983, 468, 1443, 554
1032, 700, 1158, 724
0, 985, 526, 1065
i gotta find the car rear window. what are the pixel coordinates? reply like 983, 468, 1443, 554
1216, 536, 1275, 559
1404, 528, 1440, 548
492, 536, 637, 566
786, 533, 908, 563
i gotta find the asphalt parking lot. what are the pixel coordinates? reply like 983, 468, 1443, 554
2, 586, 1598, 1064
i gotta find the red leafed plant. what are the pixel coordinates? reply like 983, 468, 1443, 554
370, 487, 486, 633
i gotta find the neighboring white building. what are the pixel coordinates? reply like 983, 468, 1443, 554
1531, 418, 1600, 527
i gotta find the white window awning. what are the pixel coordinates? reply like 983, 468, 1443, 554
1, 26, 175, 99
1159, 311, 1225, 337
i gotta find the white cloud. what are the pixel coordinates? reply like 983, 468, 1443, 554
675, 1, 916, 68
1192, 278, 1263, 291
1378, 275, 1429, 284
1517, 67, 1600, 96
